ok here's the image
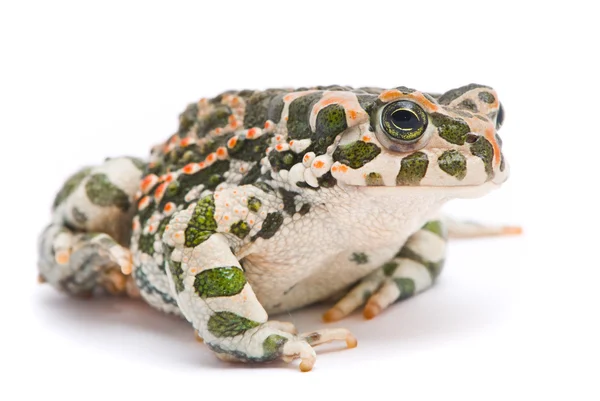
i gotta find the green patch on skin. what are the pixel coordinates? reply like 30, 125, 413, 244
184, 196, 217, 248
317, 171, 337, 188
382, 261, 399, 276
268, 94, 286, 123
332, 141, 381, 169
438, 150, 467, 180
365, 172, 384, 186
351, 252, 369, 264
438, 84, 491, 105
458, 99, 478, 112
422, 220, 446, 238
263, 335, 289, 359
500, 153, 506, 172
299, 203, 311, 215
478, 91, 496, 104
268, 150, 300, 172
470, 137, 495, 180
197, 105, 231, 136
247, 196, 262, 212
54, 167, 91, 209
85, 173, 131, 212
193, 267, 246, 298
396, 86, 416, 94
230, 220, 250, 239
251, 212, 283, 241
278, 188, 298, 215
160, 160, 229, 207
228, 135, 272, 163
138, 233, 156, 254
287, 93, 322, 140
134, 264, 178, 305
244, 91, 272, 128
396, 247, 445, 280
430, 113, 470, 145
394, 278, 416, 301
313, 104, 348, 155
178, 103, 198, 136
168, 260, 185, 293
207, 311, 261, 338
396, 152, 429, 186
362, 290, 373, 302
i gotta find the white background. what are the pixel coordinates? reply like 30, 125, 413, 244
1, 1, 599, 400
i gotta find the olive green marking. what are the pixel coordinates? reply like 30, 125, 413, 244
278, 188, 299, 215
438, 150, 467, 180
168, 260, 185, 293
298, 203, 311, 215
247, 196, 262, 212
229, 133, 272, 163
365, 172, 384, 186
244, 91, 272, 129
85, 173, 131, 212
252, 181, 274, 193
317, 171, 337, 188
396, 86, 416, 94
193, 267, 246, 298
396, 152, 429, 186
458, 99, 478, 112
138, 233, 156, 254
500, 153, 506, 172
422, 220, 446, 238
178, 103, 198, 136
230, 220, 250, 239
197, 105, 231, 136
438, 84, 491, 105
267, 94, 286, 123
396, 247, 445, 279
470, 137, 494, 180
268, 150, 300, 172
239, 163, 261, 185
382, 261, 399, 276
351, 252, 368, 264
332, 141, 381, 169
263, 335, 288, 359
430, 113, 470, 145
478, 91, 496, 104
134, 264, 178, 305
251, 212, 283, 241
207, 311, 261, 338
160, 160, 229, 207
184, 196, 217, 248
393, 278, 416, 301
287, 92, 322, 140
313, 104, 348, 155
356, 94, 376, 115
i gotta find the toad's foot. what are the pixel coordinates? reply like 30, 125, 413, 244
324, 219, 448, 322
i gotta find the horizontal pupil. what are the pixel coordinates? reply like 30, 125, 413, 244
391, 109, 421, 131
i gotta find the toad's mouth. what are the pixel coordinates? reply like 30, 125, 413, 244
352, 180, 503, 200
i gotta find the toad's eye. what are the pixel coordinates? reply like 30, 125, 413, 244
375, 100, 432, 152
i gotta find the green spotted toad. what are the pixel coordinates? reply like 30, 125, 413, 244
38, 84, 518, 371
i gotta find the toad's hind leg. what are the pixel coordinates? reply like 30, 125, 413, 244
38, 157, 144, 296
324, 220, 447, 322
162, 196, 355, 371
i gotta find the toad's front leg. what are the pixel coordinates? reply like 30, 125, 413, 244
163, 198, 356, 371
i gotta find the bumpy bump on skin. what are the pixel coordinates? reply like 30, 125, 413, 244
193, 267, 246, 298
470, 137, 495, 180
478, 91, 496, 104
207, 311, 261, 338
184, 196, 218, 247
333, 141, 381, 169
438, 150, 467, 180
247, 196, 262, 212
396, 152, 429, 186
85, 173, 131, 212
53, 167, 91, 208
430, 113, 470, 145
313, 104, 348, 154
